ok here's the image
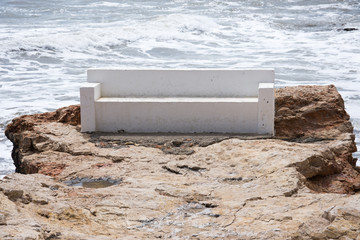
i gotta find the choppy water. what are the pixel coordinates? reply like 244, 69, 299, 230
1, 0, 360, 178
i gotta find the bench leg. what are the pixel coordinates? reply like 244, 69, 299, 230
80, 83, 101, 132
258, 83, 274, 135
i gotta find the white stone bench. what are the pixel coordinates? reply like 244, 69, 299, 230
80, 69, 274, 135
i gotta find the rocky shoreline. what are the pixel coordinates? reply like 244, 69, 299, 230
1, 85, 360, 239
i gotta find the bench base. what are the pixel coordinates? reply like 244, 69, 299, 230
97, 97, 258, 103
94, 99, 259, 133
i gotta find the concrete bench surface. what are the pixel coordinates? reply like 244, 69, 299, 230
80, 69, 274, 134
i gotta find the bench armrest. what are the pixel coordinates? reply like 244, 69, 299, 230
80, 83, 101, 132
258, 83, 274, 135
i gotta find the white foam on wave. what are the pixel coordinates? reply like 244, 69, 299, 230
1, 13, 222, 52
88, 1, 131, 8
0, 143, 14, 179
2, 8, 358, 79
1, 6, 359, 99
287, 3, 354, 11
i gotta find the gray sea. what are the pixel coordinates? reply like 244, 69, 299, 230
1, 0, 360, 178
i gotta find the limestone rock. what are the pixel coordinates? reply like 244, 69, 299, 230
275, 84, 353, 139
2, 85, 360, 239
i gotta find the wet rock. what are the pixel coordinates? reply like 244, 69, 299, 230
338, 27, 358, 32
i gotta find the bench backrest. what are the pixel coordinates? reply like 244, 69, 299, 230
87, 69, 274, 98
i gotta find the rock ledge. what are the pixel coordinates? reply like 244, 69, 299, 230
2, 85, 360, 239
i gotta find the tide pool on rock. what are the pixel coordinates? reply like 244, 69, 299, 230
64, 177, 122, 188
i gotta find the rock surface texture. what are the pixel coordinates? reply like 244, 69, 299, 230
2, 85, 360, 239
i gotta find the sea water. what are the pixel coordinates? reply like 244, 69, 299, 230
1, 0, 359, 178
